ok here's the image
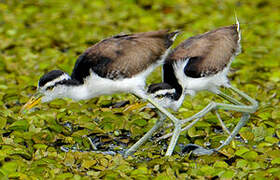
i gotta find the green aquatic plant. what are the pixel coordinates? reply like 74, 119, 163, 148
0, 0, 279, 179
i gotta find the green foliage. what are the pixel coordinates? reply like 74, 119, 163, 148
0, 0, 279, 179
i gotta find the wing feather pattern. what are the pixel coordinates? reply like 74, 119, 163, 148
166, 25, 240, 78
71, 30, 179, 83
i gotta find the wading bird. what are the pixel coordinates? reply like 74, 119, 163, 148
126, 21, 258, 156
21, 30, 184, 155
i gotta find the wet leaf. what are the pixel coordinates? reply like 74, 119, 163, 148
7, 120, 29, 131
133, 119, 147, 127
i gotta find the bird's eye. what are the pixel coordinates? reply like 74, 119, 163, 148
46, 86, 54, 91
155, 94, 164, 98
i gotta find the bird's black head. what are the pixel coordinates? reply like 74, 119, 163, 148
147, 83, 176, 104
147, 82, 185, 111
37, 70, 80, 102
38, 70, 66, 88
21, 70, 83, 112
147, 82, 175, 97
38, 70, 80, 89
37, 70, 71, 102
21, 70, 74, 112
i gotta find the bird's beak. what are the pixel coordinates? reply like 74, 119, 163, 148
20, 92, 43, 113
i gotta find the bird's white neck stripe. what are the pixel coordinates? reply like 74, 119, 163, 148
40, 73, 71, 88
153, 89, 176, 96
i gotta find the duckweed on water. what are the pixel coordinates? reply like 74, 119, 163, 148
1, 0, 280, 179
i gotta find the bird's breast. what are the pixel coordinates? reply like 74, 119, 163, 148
84, 71, 146, 97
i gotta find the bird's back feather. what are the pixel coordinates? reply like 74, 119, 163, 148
71, 30, 179, 83
166, 25, 240, 78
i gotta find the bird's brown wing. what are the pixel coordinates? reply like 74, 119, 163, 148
166, 25, 240, 78
71, 30, 178, 83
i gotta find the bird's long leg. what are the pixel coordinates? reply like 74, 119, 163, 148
215, 85, 258, 113
156, 103, 216, 141
177, 89, 245, 136
164, 103, 216, 156
162, 95, 257, 156
139, 88, 245, 149
217, 89, 244, 105
135, 86, 258, 156
209, 86, 257, 153
145, 96, 180, 124
133, 92, 182, 156
156, 117, 201, 141
133, 92, 180, 124
178, 98, 256, 131
165, 122, 181, 156
196, 86, 257, 154
215, 113, 250, 151
181, 113, 251, 156
214, 110, 231, 135
124, 112, 166, 157
228, 85, 258, 110
212, 89, 244, 135
144, 96, 184, 157
164, 116, 204, 156
213, 89, 245, 135
214, 86, 257, 136
156, 86, 257, 137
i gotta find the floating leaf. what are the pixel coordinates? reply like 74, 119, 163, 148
220, 170, 235, 179
133, 119, 147, 127
242, 151, 258, 160
236, 159, 248, 168
235, 147, 250, 156
7, 120, 29, 131
213, 161, 228, 168
81, 160, 97, 169
271, 157, 280, 165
